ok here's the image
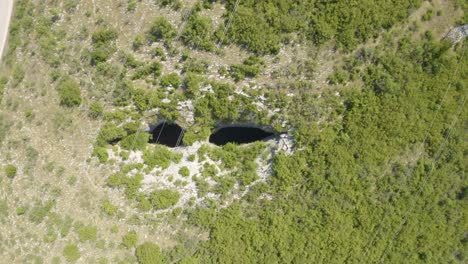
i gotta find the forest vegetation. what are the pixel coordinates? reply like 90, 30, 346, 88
0, 0, 466, 263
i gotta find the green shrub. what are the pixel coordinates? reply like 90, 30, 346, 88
93, 147, 109, 163
160, 73, 182, 88
151, 47, 166, 60
122, 230, 139, 249
181, 14, 214, 51
183, 58, 209, 74
143, 146, 182, 169
16, 206, 27, 215
120, 133, 150, 151
137, 195, 152, 212
135, 242, 166, 264
133, 34, 145, 50
127, 0, 137, 12
92, 28, 118, 45
63, 244, 80, 262
5, 164, 17, 178
148, 17, 176, 42
178, 166, 190, 177
96, 123, 127, 146
230, 56, 263, 81
101, 200, 118, 216
150, 189, 180, 210
89, 101, 104, 119
57, 78, 82, 107
89, 28, 118, 65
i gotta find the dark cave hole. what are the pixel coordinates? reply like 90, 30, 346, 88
209, 126, 275, 146
149, 122, 184, 148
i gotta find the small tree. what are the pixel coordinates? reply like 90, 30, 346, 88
135, 242, 165, 264
89, 101, 104, 119
57, 78, 82, 107
160, 73, 182, 88
122, 230, 139, 249
178, 166, 190, 177
63, 244, 80, 262
150, 189, 180, 210
5, 164, 17, 178
148, 17, 176, 42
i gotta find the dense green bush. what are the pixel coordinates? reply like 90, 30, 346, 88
57, 78, 82, 107
120, 132, 150, 151
135, 242, 166, 264
230, 56, 263, 81
90, 28, 118, 65
143, 145, 182, 169
63, 244, 80, 262
122, 230, 139, 249
178, 166, 190, 177
4, 165, 17, 178
150, 189, 180, 210
148, 17, 176, 43
181, 14, 214, 51
160, 73, 182, 88
107, 173, 143, 200
101, 200, 118, 216
88, 101, 104, 119
92, 28, 118, 44
92, 147, 109, 163
221, 0, 421, 53
96, 123, 127, 146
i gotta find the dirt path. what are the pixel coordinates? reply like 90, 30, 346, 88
0, 0, 14, 60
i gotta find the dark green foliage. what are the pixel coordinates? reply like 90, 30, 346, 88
148, 17, 176, 43
120, 133, 150, 151
135, 242, 166, 264
133, 34, 145, 50
63, 244, 80, 262
5, 165, 17, 178
230, 56, 263, 81
181, 15, 214, 51
183, 58, 209, 74
90, 28, 118, 65
92, 28, 118, 45
131, 61, 163, 80
222, 0, 421, 53
113, 80, 134, 106
178, 166, 190, 177
107, 173, 143, 200
143, 145, 182, 169
101, 200, 118, 216
89, 101, 104, 119
96, 123, 127, 146
194, 81, 257, 124
150, 189, 180, 210
93, 147, 109, 163
183, 73, 204, 98
57, 78, 82, 107
186, 36, 467, 263
160, 73, 182, 88
122, 230, 139, 249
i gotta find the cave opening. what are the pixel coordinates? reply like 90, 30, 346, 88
209, 126, 275, 146
149, 122, 184, 148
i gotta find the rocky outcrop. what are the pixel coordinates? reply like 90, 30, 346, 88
445, 25, 468, 43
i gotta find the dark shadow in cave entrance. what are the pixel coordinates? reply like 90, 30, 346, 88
209, 126, 275, 146
149, 122, 184, 148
